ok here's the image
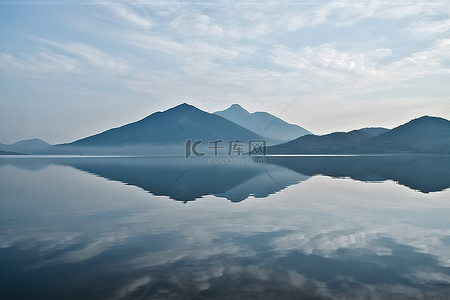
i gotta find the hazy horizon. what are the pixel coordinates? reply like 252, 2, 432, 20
1, 1, 450, 144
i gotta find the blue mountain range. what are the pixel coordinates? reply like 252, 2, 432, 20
214, 104, 311, 143
1, 104, 449, 155
269, 116, 450, 154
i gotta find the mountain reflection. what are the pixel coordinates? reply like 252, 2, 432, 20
2, 155, 449, 201
265, 155, 450, 193
58, 157, 309, 202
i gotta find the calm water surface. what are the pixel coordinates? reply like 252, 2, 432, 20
0, 155, 450, 299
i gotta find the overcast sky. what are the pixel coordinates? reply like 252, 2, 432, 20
1, 0, 450, 144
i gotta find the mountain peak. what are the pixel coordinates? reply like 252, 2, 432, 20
0, 138, 51, 154
64, 102, 264, 150
227, 103, 250, 113
381, 115, 450, 137
170, 102, 196, 110
410, 115, 448, 123
163, 103, 202, 115
11, 138, 51, 146
358, 127, 389, 136
214, 104, 311, 143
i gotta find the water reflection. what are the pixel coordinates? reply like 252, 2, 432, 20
0, 156, 449, 299
266, 155, 450, 193
4, 157, 307, 202
2, 155, 449, 202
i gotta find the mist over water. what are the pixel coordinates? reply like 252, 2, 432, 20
0, 155, 449, 299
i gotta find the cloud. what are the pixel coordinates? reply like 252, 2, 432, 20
0, 52, 78, 75
192, 14, 225, 38
386, 38, 450, 81
61, 42, 128, 72
124, 31, 253, 68
284, 1, 450, 31
28, 36, 129, 73
0, 35, 130, 78
271, 45, 388, 81
407, 18, 450, 37
271, 38, 450, 91
105, 3, 152, 29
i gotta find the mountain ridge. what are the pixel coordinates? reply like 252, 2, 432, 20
358, 127, 389, 136
3, 105, 450, 155
68, 103, 264, 146
269, 115, 450, 154
41, 103, 266, 154
0, 138, 50, 154
214, 104, 311, 143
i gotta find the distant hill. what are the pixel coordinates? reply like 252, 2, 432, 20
215, 104, 311, 144
268, 130, 374, 154
0, 150, 25, 155
10, 106, 447, 155
50, 103, 265, 154
0, 139, 50, 154
368, 116, 450, 153
359, 127, 389, 136
269, 116, 450, 154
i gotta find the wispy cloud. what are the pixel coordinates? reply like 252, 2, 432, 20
385, 38, 450, 81
285, 0, 449, 30
0, 52, 78, 75
27, 35, 129, 73
407, 18, 450, 37
104, 2, 152, 29
0, 34, 130, 79
271, 45, 384, 78
272, 38, 450, 85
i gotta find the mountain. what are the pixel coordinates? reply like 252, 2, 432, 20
0, 139, 51, 154
359, 127, 389, 136
268, 130, 374, 154
269, 116, 450, 154
214, 104, 311, 144
368, 116, 450, 153
51, 103, 265, 154
0, 150, 25, 155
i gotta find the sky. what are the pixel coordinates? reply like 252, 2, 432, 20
1, 0, 450, 144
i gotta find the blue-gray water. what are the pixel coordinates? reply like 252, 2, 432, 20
1, 155, 450, 299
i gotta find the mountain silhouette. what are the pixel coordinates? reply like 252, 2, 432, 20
70, 103, 263, 145
368, 116, 450, 153
47, 103, 265, 155
268, 130, 374, 154
0, 150, 24, 155
215, 104, 311, 144
269, 116, 450, 154
2, 155, 448, 198
265, 155, 450, 193
0, 138, 51, 154
9, 157, 307, 202
359, 127, 389, 136
9, 105, 449, 155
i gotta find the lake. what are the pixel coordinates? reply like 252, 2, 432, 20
1, 155, 450, 299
